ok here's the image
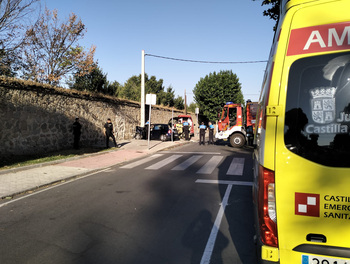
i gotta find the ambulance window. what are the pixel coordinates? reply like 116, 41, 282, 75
285, 52, 350, 167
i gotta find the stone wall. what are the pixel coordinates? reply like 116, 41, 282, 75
0, 78, 194, 156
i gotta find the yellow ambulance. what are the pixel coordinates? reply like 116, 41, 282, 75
253, 0, 350, 263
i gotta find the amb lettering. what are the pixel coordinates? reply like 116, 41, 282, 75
287, 22, 350, 56
304, 25, 350, 51
323, 195, 350, 220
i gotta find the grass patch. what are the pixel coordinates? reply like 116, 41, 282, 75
0, 147, 104, 170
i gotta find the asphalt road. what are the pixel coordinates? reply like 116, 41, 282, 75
0, 142, 257, 264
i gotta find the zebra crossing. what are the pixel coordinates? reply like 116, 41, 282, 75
120, 153, 246, 176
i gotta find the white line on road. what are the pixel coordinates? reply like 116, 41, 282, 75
161, 151, 221, 155
226, 157, 245, 176
120, 154, 163, 169
195, 179, 253, 186
200, 184, 233, 264
197, 178, 253, 263
145, 155, 182, 170
196, 156, 224, 174
171, 155, 203, 171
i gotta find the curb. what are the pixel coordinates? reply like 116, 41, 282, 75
1, 140, 192, 200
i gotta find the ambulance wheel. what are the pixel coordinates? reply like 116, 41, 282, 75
230, 134, 245, 148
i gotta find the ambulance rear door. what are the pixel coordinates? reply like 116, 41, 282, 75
274, 1, 350, 263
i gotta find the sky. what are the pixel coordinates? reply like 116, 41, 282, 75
43, 0, 276, 104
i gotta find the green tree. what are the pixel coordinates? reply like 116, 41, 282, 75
160, 86, 175, 107
119, 74, 166, 102
188, 102, 198, 113
146, 75, 164, 95
174, 96, 184, 110
253, 0, 279, 30
70, 64, 120, 96
119, 75, 141, 101
193, 70, 244, 121
71, 65, 101, 92
106, 80, 120, 97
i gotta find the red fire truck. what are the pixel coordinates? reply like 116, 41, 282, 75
215, 101, 258, 147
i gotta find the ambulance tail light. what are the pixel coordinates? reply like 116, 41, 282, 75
258, 165, 278, 247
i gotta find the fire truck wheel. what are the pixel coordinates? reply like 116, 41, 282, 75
230, 133, 245, 148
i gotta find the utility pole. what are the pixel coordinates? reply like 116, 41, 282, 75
141, 50, 145, 126
184, 89, 187, 115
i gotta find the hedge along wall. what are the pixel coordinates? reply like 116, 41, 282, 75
0, 77, 193, 156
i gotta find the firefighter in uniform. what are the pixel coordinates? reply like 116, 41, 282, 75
199, 122, 207, 145
176, 120, 183, 139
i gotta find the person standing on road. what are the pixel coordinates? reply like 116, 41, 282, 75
183, 120, 190, 141
208, 122, 214, 144
199, 122, 207, 145
72, 118, 82, 149
104, 118, 117, 148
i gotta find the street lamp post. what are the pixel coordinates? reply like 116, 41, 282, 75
141, 50, 145, 127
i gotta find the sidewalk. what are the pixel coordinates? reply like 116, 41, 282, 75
0, 139, 193, 199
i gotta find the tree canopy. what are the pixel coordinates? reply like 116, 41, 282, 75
187, 102, 198, 113
69, 64, 120, 96
118, 74, 183, 108
253, 0, 279, 30
193, 70, 244, 121
174, 96, 184, 110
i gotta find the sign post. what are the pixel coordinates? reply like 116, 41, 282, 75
141, 50, 145, 126
146, 94, 156, 149
195, 107, 199, 137
171, 107, 174, 142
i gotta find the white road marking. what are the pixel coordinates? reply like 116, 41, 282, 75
171, 155, 203, 171
120, 154, 163, 169
161, 151, 221, 155
226, 157, 245, 176
196, 156, 223, 174
200, 184, 233, 264
197, 178, 253, 263
195, 179, 253, 186
145, 155, 183, 170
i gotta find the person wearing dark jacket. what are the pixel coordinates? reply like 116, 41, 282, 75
208, 122, 214, 144
199, 122, 207, 145
104, 118, 117, 148
183, 120, 190, 141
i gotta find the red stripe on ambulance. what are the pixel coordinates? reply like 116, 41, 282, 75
287, 22, 350, 56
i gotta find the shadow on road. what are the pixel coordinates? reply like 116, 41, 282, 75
182, 210, 229, 264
